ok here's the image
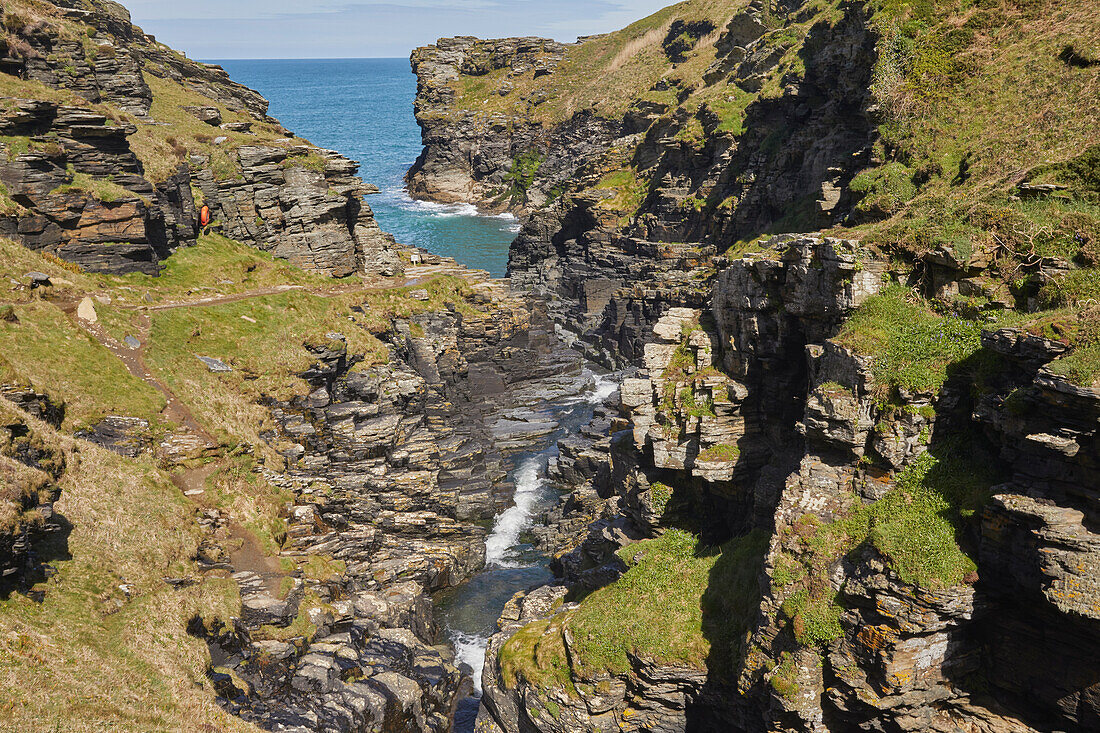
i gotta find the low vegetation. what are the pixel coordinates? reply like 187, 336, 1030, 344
0, 400, 251, 732
834, 285, 1022, 397
775, 440, 1000, 646
0, 300, 165, 430
566, 528, 768, 676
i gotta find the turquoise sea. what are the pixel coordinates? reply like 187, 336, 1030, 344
213, 58, 518, 277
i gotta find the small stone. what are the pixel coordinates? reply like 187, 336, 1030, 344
25, 272, 50, 288
197, 355, 232, 372
124, 335, 140, 349
76, 297, 98, 323
240, 315, 257, 323
409, 289, 430, 302
182, 105, 222, 126
213, 136, 229, 145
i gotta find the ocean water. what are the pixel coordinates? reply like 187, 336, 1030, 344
212, 58, 518, 277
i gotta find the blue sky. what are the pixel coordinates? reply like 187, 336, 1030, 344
124, 0, 673, 59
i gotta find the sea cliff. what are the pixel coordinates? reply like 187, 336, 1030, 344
409, 0, 1100, 730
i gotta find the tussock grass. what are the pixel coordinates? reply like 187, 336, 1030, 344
834, 285, 1026, 397
562, 528, 768, 676
776, 441, 1000, 646
0, 399, 254, 732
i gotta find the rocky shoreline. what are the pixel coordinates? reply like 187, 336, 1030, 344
1, 0, 1098, 732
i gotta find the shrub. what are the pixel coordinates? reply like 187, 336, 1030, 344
849, 162, 917, 220
648, 481, 673, 515
505, 151, 543, 202
1038, 267, 1100, 308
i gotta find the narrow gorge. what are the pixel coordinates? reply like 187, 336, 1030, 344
0, 0, 1098, 733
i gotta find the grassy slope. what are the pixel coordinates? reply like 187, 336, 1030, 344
500, 529, 769, 686
0, 241, 488, 728
0, 299, 166, 430
452, 0, 749, 124
1, 0, 320, 187
0, 3, 501, 729
0, 400, 252, 732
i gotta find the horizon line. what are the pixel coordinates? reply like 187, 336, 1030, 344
203, 56, 409, 62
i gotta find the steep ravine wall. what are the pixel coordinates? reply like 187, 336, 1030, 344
410, 0, 879, 366
408, 2, 1100, 729
472, 236, 1100, 733
195, 292, 586, 732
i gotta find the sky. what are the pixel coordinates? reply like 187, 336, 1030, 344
122, 0, 675, 60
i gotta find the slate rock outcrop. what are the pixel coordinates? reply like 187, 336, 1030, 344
0, 0, 399, 276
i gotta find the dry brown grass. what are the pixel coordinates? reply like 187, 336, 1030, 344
0, 399, 256, 732
608, 24, 670, 72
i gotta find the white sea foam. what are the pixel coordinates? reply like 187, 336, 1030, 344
589, 370, 619, 404
484, 455, 547, 568
383, 187, 520, 228
450, 630, 489, 694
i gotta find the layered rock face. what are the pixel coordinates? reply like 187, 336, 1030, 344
472, 236, 1100, 733
189, 282, 587, 732
411, 0, 878, 365
0, 388, 66, 592
0, 0, 398, 276
194, 144, 398, 277
408, 37, 620, 214
0, 99, 198, 274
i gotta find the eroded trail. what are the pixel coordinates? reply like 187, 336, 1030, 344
59, 293, 295, 597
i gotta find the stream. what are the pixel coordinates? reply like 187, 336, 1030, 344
211, 58, 608, 730
439, 369, 618, 731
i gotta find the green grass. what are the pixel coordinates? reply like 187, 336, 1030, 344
595, 166, 650, 219
505, 151, 543, 203
283, 150, 328, 173
834, 285, 986, 396
0, 398, 252, 732
498, 614, 576, 694
1044, 308, 1100, 386
0, 301, 165, 430
776, 441, 1001, 646
99, 233, 335, 306
848, 0, 1100, 272
130, 73, 298, 183
1038, 267, 1100, 308
697, 443, 741, 461
849, 162, 917, 220
448, 0, 746, 124
51, 170, 141, 205
648, 481, 674, 515
564, 528, 768, 676
1048, 343, 1100, 387
143, 275, 481, 452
